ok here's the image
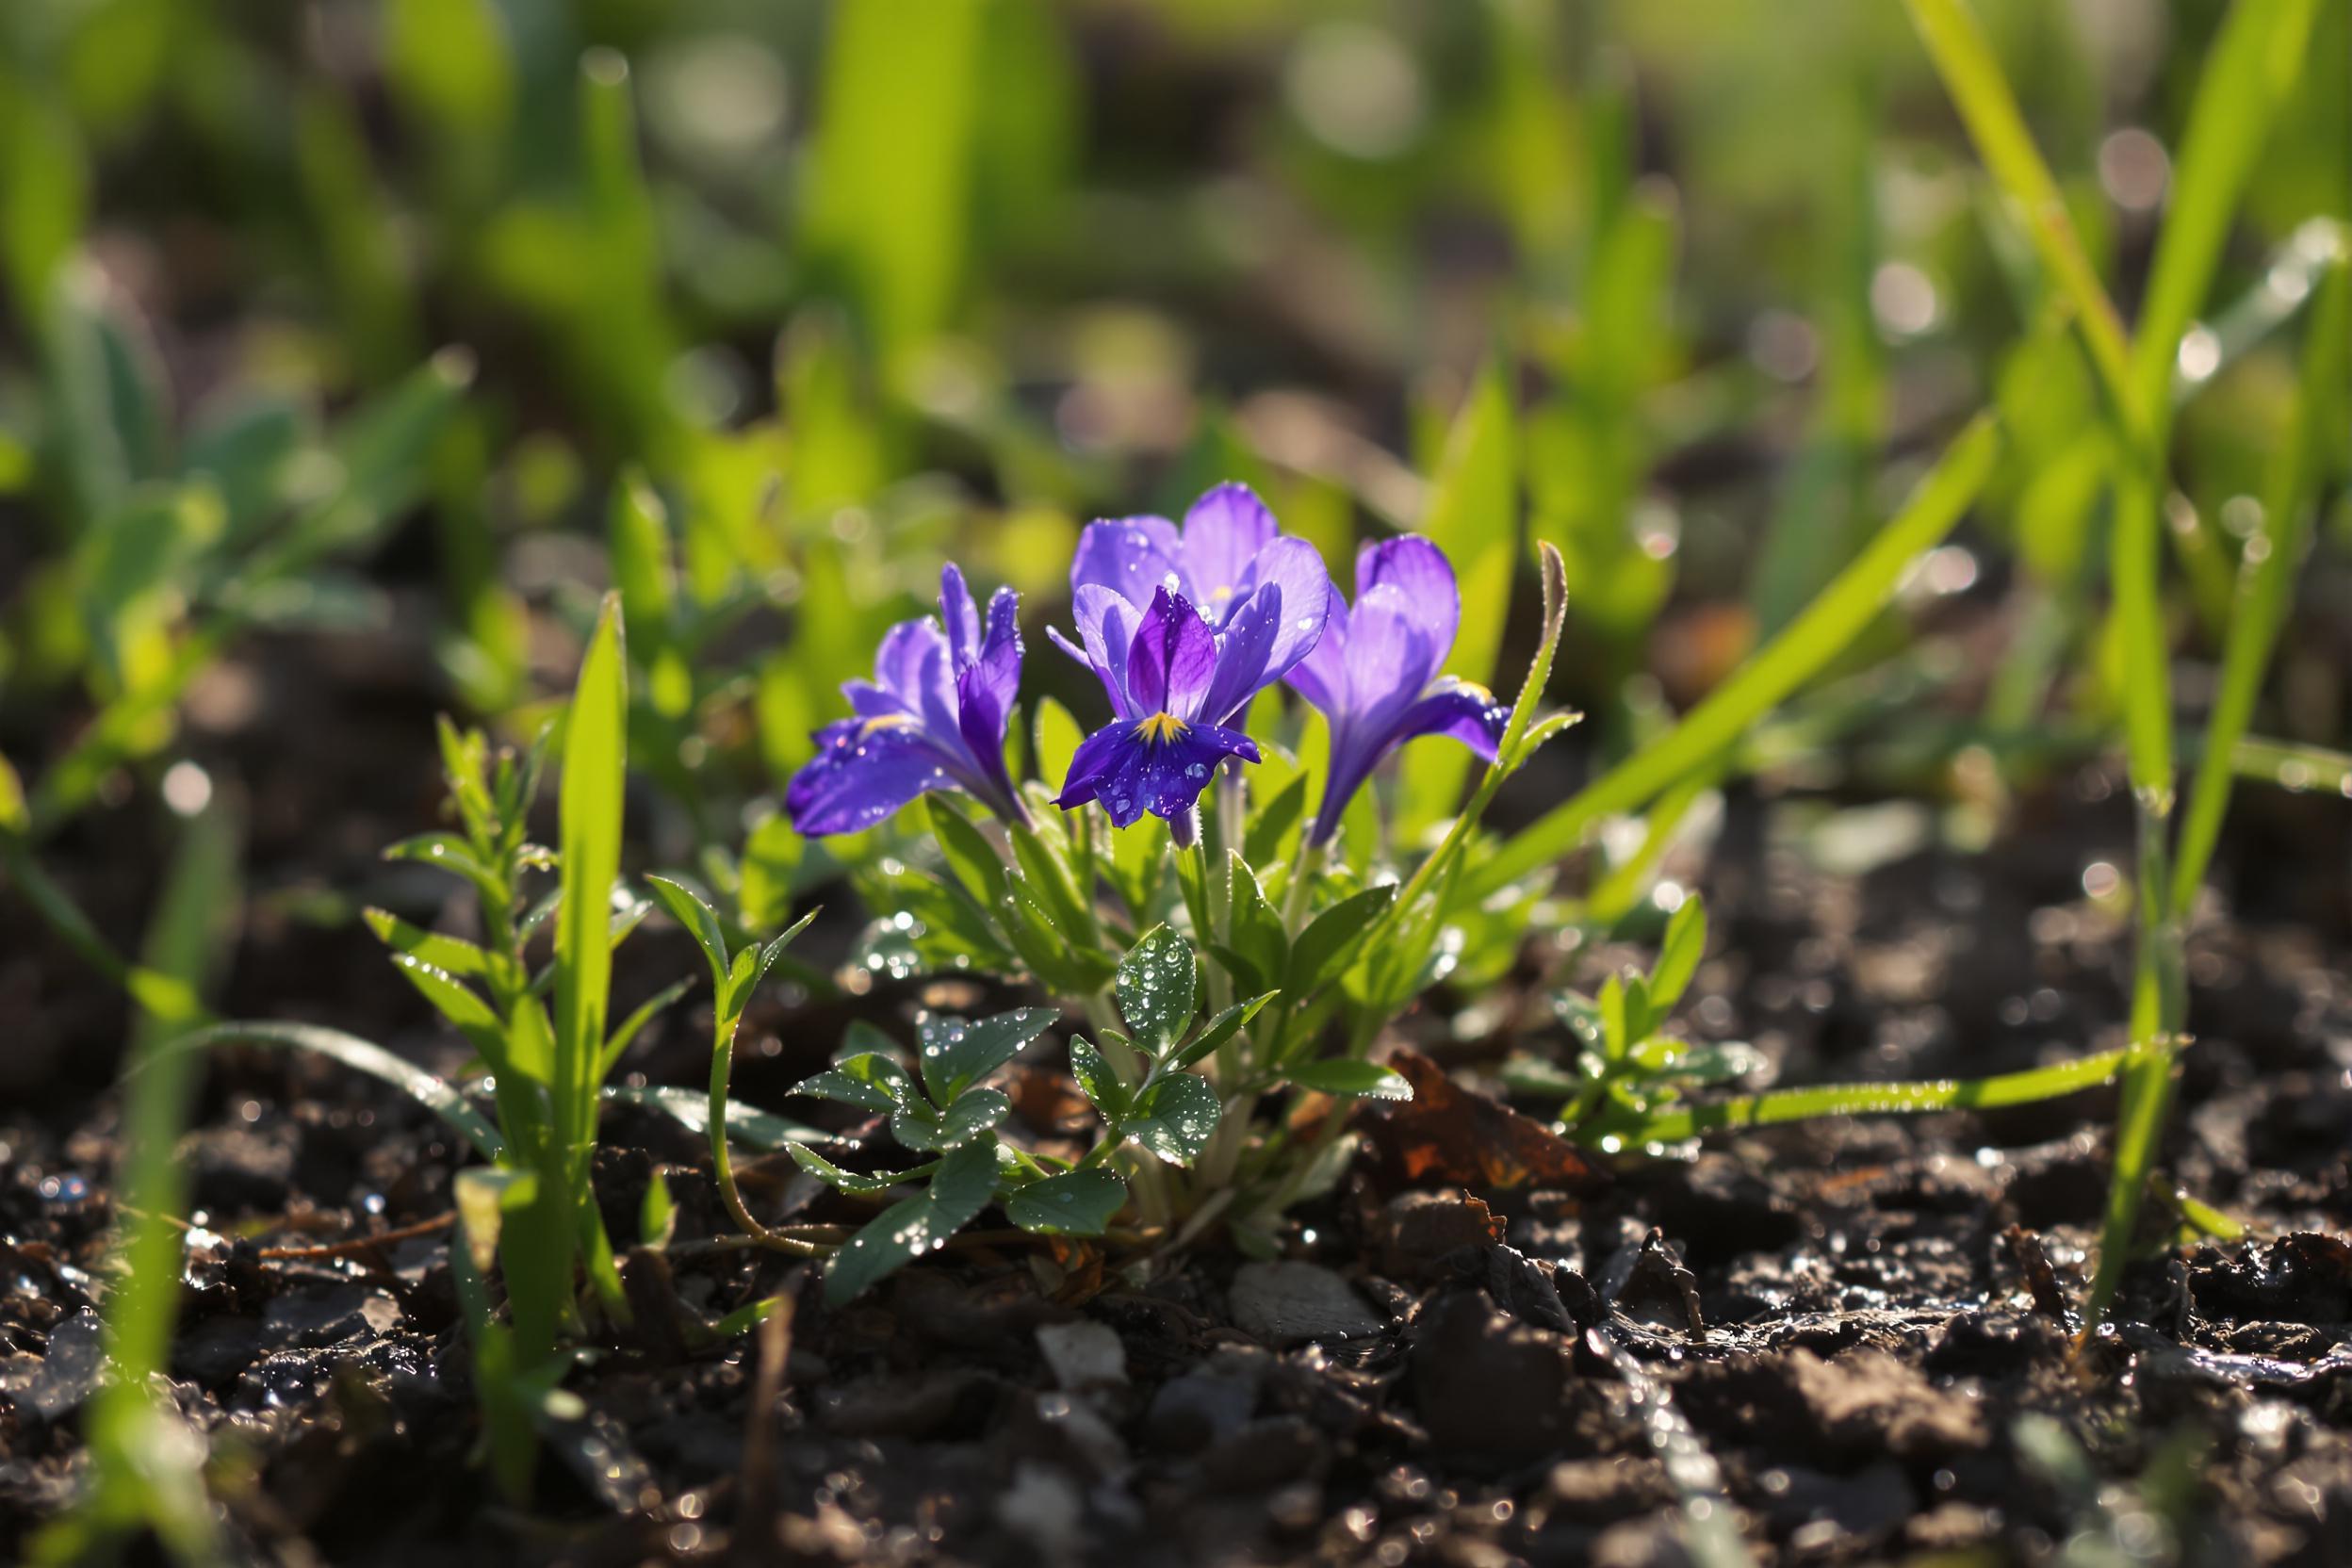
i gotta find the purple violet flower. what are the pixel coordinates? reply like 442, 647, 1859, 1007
786, 564, 1031, 836
1050, 484, 1332, 834
1052, 585, 1266, 833
1284, 535, 1510, 847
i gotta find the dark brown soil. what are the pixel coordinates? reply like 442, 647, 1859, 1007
5, 623, 2352, 1567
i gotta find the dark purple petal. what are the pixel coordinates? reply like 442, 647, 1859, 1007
970, 585, 1021, 717
1199, 580, 1282, 724
1355, 535, 1460, 693
1282, 579, 1351, 716
1389, 678, 1509, 761
953, 590, 1024, 804
1246, 535, 1336, 678
1071, 516, 1187, 607
1179, 482, 1277, 614
1053, 714, 1260, 828
938, 564, 982, 670
1125, 587, 1217, 720
787, 717, 957, 836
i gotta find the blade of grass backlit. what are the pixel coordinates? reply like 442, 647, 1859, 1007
1904, 0, 2135, 436
2170, 259, 2347, 908
42, 797, 240, 1565
1475, 414, 2000, 895
2126, 0, 2321, 425
555, 594, 627, 1167
1595, 1046, 2131, 1146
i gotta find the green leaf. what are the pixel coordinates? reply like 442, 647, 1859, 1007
916, 1006, 1058, 1104
1647, 897, 1708, 1020
364, 907, 491, 981
1243, 773, 1307, 869
792, 1053, 915, 1115
382, 832, 506, 906
390, 955, 509, 1064
554, 594, 628, 1150
638, 1170, 675, 1249
1035, 697, 1086, 792
1476, 415, 2001, 894
1224, 852, 1287, 996
1171, 991, 1278, 1070
892, 1087, 1010, 1153
785, 1143, 937, 1196
929, 796, 1009, 906
1009, 824, 1094, 941
1068, 1037, 1128, 1119
1122, 1072, 1220, 1167
1116, 924, 1199, 1057
1285, 882, 1398, 994
824, 1135, 999, 1305
644, 874, 728, 988
1284, 1059, 1413, 1101
1005, 1169, 1127, 1235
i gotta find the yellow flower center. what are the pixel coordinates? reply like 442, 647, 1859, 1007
858, 712, 916, 738
1134, 711, 1189, 743
1458, 680, 1494, 704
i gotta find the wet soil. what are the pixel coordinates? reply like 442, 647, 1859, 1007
4, 622, 2352, 1567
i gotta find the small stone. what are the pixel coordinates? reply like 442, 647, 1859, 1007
1036, 1320, 1127, 1391
1228, 1262, 1385, 1345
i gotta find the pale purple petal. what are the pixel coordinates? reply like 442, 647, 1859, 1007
1071, 516, 1188, 607
1199, 580, 1282, 724
1356, 535, 1460, 693
1339, 582, 1440, 726
1178, 482, 1278, 614
870, 618, 951, 710
1071, 584, 1144, 719
1388, 678, 1508, 761
1246, 535, 1336, 678
1281, 580, 1351, 717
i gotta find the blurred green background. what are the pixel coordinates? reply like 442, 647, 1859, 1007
1, 0, 2345, 983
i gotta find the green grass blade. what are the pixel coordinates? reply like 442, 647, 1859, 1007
154, 1021, 503, 1160
1905, 0, 2136, 433
1592, 1046, 2131, 1146
2230, 737, 2352, 795
2170, 258, 2348, 907
2127, 0, 2321, 423
1475, 415, 2000, 894
555, 594, 628, 1163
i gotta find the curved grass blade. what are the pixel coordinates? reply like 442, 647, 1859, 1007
1477, 415, 2000, 894
151, 1021, 503, 1160
1584, 1046, 2131, 1147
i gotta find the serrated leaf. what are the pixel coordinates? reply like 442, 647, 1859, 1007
916, 1006, 1058, 1104
1116, 924, 1198, 1057
1069, 1036, 1128, 1119
1005, 1169, 1128, 1235
824, 1135, 1000, 1304
792, 1053, 914, 1115
1284, 1059, 1413, 1101
1171, 990, 1278, 1070
1285, 882, 1397, 995
1123, 1071, 1220, 1167
891, 1086, 1010, 1152
785, 1142, 937, 1196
